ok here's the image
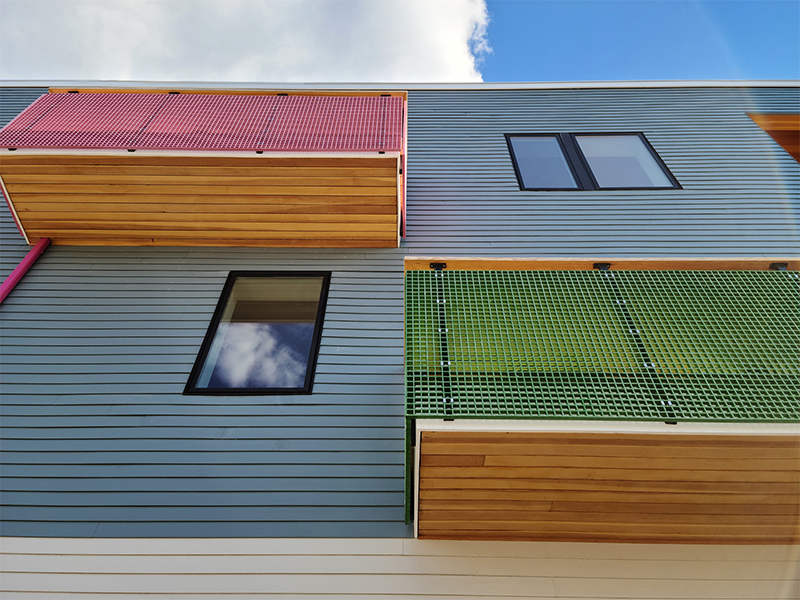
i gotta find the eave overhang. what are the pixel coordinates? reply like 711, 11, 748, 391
0, 90, 407, 247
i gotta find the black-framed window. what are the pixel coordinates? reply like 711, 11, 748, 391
185, 271, 331, 395
506, 132, 681, 191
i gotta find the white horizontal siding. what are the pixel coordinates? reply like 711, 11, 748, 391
1, 537, 797, 599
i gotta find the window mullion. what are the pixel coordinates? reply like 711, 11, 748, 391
560, 133, 596, 190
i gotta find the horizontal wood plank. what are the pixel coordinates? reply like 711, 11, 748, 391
21, 213, 398, 226
6, 183, 397, 196
27, 226, 397, 238
421, 466, 798, 483
420, 441, 800, 459
30, 236, 398, 248
12, 194, 398, 206
0, 165, 398, 177
4, 174, 398, 187
419, 499, 798, 515
482, 455, 799, 471
15, 203, 398, 215
420, 489, 800, 505
419, 510, 794, 526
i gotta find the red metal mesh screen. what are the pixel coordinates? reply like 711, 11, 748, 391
0, 93, 404, 152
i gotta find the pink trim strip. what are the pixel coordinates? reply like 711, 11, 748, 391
0, 238, 50, 304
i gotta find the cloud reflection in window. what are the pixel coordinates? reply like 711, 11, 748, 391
206, 322, 315, 389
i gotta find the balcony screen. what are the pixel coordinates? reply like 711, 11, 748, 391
405, 269, 799, 421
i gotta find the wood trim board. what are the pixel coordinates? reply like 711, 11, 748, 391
404, 257, 800, 271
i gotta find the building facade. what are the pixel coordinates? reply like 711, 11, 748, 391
0, 81, 798, 598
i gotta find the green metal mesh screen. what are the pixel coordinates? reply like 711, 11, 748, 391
405, 269, 800, 421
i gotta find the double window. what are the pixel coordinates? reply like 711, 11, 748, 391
506, 133, 680, 191
185, 272, 331, 394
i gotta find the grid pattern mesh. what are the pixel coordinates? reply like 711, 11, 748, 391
405, 270, 800, 421
0, 93, 404, 151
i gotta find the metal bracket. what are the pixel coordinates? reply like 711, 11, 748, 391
770, 262, 788, 271
593, 262, 611, 271
430, 262, 447, 270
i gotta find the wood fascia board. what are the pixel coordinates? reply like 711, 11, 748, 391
404, 257, 800, 271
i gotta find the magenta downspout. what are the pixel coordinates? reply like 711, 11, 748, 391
0, 238, 51, 304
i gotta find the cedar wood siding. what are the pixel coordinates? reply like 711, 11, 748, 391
0, 85, 798, 538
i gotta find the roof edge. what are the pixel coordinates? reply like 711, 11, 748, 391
0, 79, 798, 91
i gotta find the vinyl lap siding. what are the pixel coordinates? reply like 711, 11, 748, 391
2, 538, 798, 599
0, 246, 409, 537
0, 85, 798, 539
405, 87, 800, 255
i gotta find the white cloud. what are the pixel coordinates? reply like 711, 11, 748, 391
0, 0, 490, 82
211, 323, 309, 389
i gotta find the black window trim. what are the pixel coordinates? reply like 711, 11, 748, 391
184, 270, 332, 396
506, 131, 682, 191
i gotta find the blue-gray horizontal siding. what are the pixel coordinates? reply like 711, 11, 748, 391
0, 247, 410, 538
1, 85, 798, 538
405, 87, 800, 255
0, 88, 47, 281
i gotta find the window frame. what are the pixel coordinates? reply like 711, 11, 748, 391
184, 270, 332, 396
506, 132, 681, 191
504, 133, 583, 191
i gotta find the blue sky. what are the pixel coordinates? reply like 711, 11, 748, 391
0, 0, 797, 82
482, 1, 800, 81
